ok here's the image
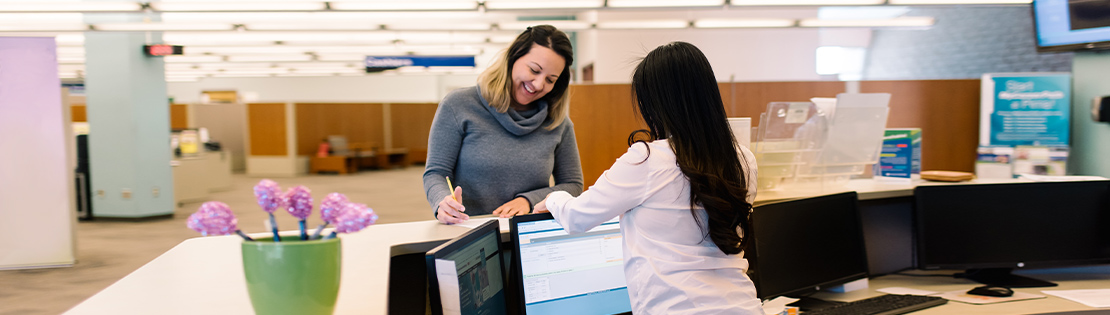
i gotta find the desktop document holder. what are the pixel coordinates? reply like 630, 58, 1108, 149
752, 93, 891, 191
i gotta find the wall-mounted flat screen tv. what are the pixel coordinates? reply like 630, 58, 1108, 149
1034, 0, 1110, 52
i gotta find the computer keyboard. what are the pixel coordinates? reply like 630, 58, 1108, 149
803, 294, 947, 315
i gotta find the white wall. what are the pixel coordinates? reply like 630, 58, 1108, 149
594, 28, 823, 83
590, 9, 825, 83
168, 73, 479, 104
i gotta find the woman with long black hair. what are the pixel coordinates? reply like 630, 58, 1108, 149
535, 42, 761, 314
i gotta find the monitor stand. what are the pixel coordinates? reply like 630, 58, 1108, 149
787, 296, 844, 312
962, 268, 1059, 288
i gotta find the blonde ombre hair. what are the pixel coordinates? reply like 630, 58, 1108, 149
478, 25, 574, 130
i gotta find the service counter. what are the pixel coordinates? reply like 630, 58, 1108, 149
65, 178, 1110, 315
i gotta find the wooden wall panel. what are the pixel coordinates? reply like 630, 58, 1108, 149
721, 81, 847, 122
390, 103, 438, 163
861, 80, 981, 172
71, 105, 86, 122
295, 103, 384, 156
170, 104, 189, 130
568, 82, 846, 182
568, 84, 646, 184
248, 103, 288, 156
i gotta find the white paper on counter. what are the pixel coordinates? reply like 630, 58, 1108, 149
762, 296, 800, 315
877, 287, 939, 296
452, 217, 510, 232
1042, 289, 1110, 308
434, 259, 462, 315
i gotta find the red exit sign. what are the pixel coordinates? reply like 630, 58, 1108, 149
144, 45, 183, 56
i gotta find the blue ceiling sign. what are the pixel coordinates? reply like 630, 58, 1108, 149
364, 56, 476, 72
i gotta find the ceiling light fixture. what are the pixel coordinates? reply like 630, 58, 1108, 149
498, 21, 591, 31
93, 23, 235, 32
731, 0, 884, 5
149, 2, 327, 12
483, 0, 604, 10
607, 0, 725, 8
799, 17, 935, 27
595, 20, 689, 29
329, 1, 480, 11
693, 18, 796, 28
0, 2, 143, 13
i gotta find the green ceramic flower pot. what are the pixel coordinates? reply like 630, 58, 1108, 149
241, 237, 341, 315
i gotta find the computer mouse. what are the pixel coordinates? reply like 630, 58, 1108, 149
967, 285, 1014, 297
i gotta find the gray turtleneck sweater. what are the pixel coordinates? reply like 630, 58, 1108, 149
423, 86, 584, 217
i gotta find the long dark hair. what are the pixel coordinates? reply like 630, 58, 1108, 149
478, 24, 574, 129
629, 42, 753, 255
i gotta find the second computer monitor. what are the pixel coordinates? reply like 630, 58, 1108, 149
509, 213, 631, 315
914, 180, 1110, 287
747, 192, 869, 299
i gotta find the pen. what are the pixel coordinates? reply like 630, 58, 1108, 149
446, 176, 458, 202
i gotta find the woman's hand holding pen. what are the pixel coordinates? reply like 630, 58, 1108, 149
437, 186, 468, 224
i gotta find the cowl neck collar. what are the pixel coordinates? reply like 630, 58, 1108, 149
476, 86, 548, 136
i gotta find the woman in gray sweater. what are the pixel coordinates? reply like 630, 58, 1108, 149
423, 25, 583, 224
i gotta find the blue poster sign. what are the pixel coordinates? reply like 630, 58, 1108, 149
364, 56, 475, 70
982, 73, 1071, 146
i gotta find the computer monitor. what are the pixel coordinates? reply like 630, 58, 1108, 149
426, 220, 509, 315
914, 181, 1110, 288
746, 192, 869, 306
508, 213, 631, 315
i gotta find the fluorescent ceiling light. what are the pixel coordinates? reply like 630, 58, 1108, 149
800, 17, 935, 27
607, 0, 724, 8
150, 2, 327, 12
694, 18, 796, 28
396, 32, 487, 44
226, 55, 315, 62
277, 62, 359, 68
0, 2, 143, 12
165, 55, 225, 63
56, 46, 84, 54
596, 20, 689, 29
732, 0, 884, 5
55, 33, 85, 45
484, 0, 603, 10
94, 23, 235, 31
57, 56, 85, 63
208, 73, 276, 78
166, 77, 201, 82
498, 21, 591, 31
316, 54, 370, 61
0, 24, 88, 32
888, 0, 1030, 3
488, 34, 518, 43
329, 1, 479, 11
385, 22, 491, 31
0, 13, 82, 22
291, 68, 365, 74
244, 23, 382, 31
274, 73, 338, 77
164, 32, 397, 44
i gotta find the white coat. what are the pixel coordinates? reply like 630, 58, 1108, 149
546, 139, 763, 315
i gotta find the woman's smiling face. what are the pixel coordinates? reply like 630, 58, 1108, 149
510, 43, 565, 107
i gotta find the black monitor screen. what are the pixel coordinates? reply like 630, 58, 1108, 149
747, 192, 869, 299
426, 220, 508, 315
915, 181, 1110, 271
1034, 0, 1110, 52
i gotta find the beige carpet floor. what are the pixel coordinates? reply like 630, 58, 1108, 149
0, 167, 433, 315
